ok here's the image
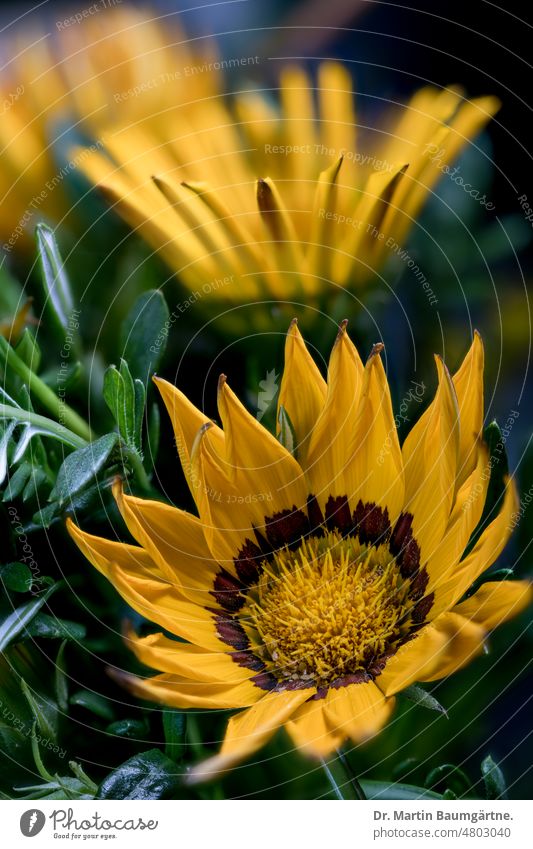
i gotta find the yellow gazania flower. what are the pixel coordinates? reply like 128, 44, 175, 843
0, 7, 215, 250
67, 321, 531, 780
76, 65, 499, 312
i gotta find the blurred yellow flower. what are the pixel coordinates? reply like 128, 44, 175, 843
0, 7, 215, 251
68, 322, 530, 780
75, 61, 499, 314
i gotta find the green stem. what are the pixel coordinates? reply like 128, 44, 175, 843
0, 337, 94, 442
0, 404, 86, 449
321, 750, 367, 800
122, 445, 152, 492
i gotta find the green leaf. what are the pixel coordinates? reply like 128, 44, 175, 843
443, 789, 458, 799
22, 467, 48, 502
425, 763, 472, 797
278, 405, 297, 456
360, 780, 442, 800
15, 329, 41, 373
2, 461, 32, 501
49, 433, 118, 506
120, 289, 170, 385
70, 690, 114, 721
0, 561, 33, 593
35, 224, 79, 354
106, 718, 150, 739
104, 360, 145, 451
23, 613, 86, 642
163, 710, 186, 761
401, 684, 448, 717
0, 583, 59, 651
133, 378, 146, 451
21, 681, 58, 743
466, 568, 515, 600
466, 420, 509, 555
55, 641, 69, 712
96, 749, 181, 800
145, 401, 160, 472
481, 755, 507, 799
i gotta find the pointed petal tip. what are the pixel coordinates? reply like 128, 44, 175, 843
368, 342, 384, 360
106, 666, 136, 688
218, 373, 227, 393
334, 319, 349, 343
111, 475, 124, 499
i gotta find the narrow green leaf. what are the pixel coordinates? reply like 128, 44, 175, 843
443, 789, 458, 799
22, 467, 48, 502
106, 718, 149, 739
70, 690, 114, 721
96, 749, 181, 800
401, 684, 448, 717
35, 224, 79, 353
0, 583, 59, 650
49, 433, 118, 506
119, 358, 136, 446
145, 401, 160, 472
425, 763, 472, 797
55, 640, 69, 713
465, 568, 515, 600
163, 710, 187, 761
481, 755, 507, 799
360, 780, 442, 800
278, 405, 297, 456
120, 290, 170, 385
23, 613, 86, 642
21, 680, 57, 743
15, 329, 41, 373
29, 725, 55, 782
466, 420, 509, 555
2, 461, 32, 501
133, 378, 146, 452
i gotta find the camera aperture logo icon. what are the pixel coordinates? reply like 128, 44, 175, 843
20, 809, 46, 837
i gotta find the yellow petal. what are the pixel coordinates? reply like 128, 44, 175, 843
66, 519, 225, 651
426, 441, 488, 605
189, 421, 253, 567
429, 477, 518, 616
324, 680, 395, 743
217, 375, 308, 524
335, 163, 408, 283
402, 356, 459, 563
113, 481, 219, 603
348, 344, 405, 527
286, 698, 345, 758
306, 322, 364, 510
185, 687, 315, 784
418, 612, 486, 682
453, 580, 532, 631
153, 376, 225, 501
256, 177, 304, 272
452, 332, 484, 488
279, 65, 317, 190
376, 624, 450, 696
318, 62, 356, 157
277, 319, 327, 467
113, 670, 264, 709
123, 627, 257, 683
307, 155, 344, 279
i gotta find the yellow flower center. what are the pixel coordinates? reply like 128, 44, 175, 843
245, 532, 412, 687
